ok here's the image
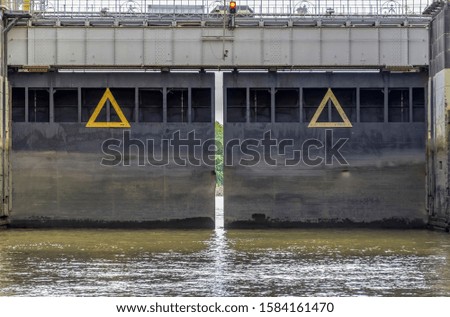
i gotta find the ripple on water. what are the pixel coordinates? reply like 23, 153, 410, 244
0, 229, 449, 296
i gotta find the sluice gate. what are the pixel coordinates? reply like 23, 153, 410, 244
0, 0, 449, 229
8, 72, 215, 228
224, 72, 428, 228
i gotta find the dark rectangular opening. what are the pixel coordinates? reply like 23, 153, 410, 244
192, 88, 212, 123
109, 88, 135, 123
303, 88, 328, 122
81, 88, 106, 122
167, 88, 188, 123
360, 89, 384, 122
388, 89, 410, 122
227, 88, 246, 123
250, 88, 271, 123
28, 89, 50, 122
54, 89, 78, 122
12, 88, 26, 122
139, 89, 163, 122
413, 88, 425, 122
332, 89, 356, 123
275, 89, 299, 123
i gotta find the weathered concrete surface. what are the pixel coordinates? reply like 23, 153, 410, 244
430, 3, 450, 75
428, 69, 450, 229
428, 3, 450, 231
0, 18, 13, 224
9, 73, 215, 228
224, 72, 427, 228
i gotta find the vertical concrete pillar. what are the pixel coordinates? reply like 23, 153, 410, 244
0, 9, 12, 225
428, 3, 450, 231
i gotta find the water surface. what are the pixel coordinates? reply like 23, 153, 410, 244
0, 228, 449, 296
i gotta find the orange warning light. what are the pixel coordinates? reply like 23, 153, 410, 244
230, 1, 237, 14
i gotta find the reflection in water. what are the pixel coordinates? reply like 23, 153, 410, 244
0, 228, 449, 296
209, 228, 229, 296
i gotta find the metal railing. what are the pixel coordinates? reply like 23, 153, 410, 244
0, 0, 441, 18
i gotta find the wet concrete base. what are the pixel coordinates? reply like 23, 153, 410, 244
9, 217, 214, 229
0, 217, 9, 228
428, 218, 450, 232
227, 218, 427, 229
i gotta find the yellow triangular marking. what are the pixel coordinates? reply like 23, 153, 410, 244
86, 88, 131, 128
308, 88, 353, 128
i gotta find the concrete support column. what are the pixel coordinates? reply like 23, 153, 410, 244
0, 10, 12, 225
428, 3, 450, 231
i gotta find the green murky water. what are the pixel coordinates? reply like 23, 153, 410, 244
0, 229, 449, 296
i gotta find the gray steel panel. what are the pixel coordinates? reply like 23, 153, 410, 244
223, 72, 428, 228
7, 25, 430, 68
143, 29, 173, 65
115, 28, 144, 65
223, 72, 425, 88
29, 28, 57, 65
233, 28, 262, 65
86, 28, 115, 65
350, 29, 379, 66
9, 72, 216, 88
408, 27, 429, 66
7, 28, 27, 66
173, 28, 202, 66
9, 72, 215, 228
292, 29, 321, 65
224, 123, 427, 228
56, 28, 86, 65
11, 124, 215, 227
322, 29, 350, 65
263, 28, 291, 66
379, 28, 407, 66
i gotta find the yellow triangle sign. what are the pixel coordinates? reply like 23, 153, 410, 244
308, 88, 353, 128
86, 88, 131, 128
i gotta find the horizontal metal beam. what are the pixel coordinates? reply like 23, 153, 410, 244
6, 0, 435, 18
7, 24, 430, 69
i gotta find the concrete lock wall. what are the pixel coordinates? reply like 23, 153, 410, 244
428, 3, 450, 230
0, 17, 12, 227
8, 72, 215, 228
224, 72, 428, 228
